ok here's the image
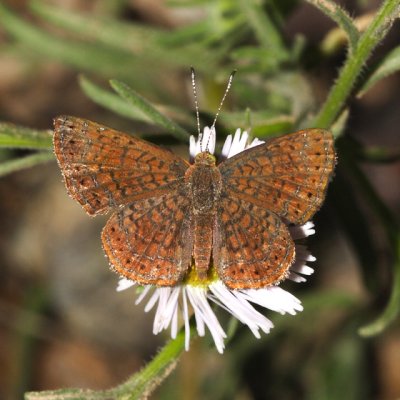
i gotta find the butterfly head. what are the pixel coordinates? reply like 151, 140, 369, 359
194, 152, 216, 166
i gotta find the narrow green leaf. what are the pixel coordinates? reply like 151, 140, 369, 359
238, 0, 290, 60
342, 144, 399, 244
359, 235, 400, 336
110, 80, 190, 141
0, 152, 53, 177
358, 45, 400, 97
330, 108, 349, 138
305, 0, 359, 52
329, 171, 379, 293
79, 76, 193, 129
0, 123, 52, 149
360, 146, 400, 163
79, 76, 152, 123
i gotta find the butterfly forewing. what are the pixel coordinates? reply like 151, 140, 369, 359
214, 195, 295, 289
53, 116, 189, 215
219, 129, 335, 225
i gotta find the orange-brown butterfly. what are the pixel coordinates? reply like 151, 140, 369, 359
53, 115, 335, 289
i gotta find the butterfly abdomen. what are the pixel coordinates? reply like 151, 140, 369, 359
193, 217, 214, 279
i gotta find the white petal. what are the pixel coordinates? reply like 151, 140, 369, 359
170, 298, 179, 339
292, 264, 314, 276
208, 127, 216, 154
295, 245, 316, 263
190, 126, 217, 156
189, 135, 197, 158
222, 129, 265, 158
247, 138, 264, 149
135, 285, 152, 305
287, 272, 307, 283
290, 222, 315, 239
240, 286, 303, 315
221, 134, 233, 158
209, 281, 273, 338
182, 287, 191, 351
116, 278, 135, 292
227, 129, 248, 158
195, 133, 202, 156
144, 287, 162, 312
186, 286, 226, 353
290, 244, 315, 282
152, 288, 171, 333
155, 288, 180, 333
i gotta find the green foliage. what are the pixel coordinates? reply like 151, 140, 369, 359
0, 0, 399, 398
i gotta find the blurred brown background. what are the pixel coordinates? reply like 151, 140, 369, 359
0, 1, 399, 399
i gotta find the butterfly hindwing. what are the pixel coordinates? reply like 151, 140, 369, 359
102, 191, 193, 286
213, 194, 295, 289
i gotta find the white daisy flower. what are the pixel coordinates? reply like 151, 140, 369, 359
117, 127, 316, 354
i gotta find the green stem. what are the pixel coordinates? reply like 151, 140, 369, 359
313, 0, 400, 128
25, 327, 191, 399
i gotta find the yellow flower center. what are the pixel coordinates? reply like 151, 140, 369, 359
183, 262, 219, 288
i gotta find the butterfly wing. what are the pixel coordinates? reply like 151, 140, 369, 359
54, 116, 193, 285
102, 191, 193, 285
213, 195, 295, 289
219, 129, 335, 225
53, 116, 189, 215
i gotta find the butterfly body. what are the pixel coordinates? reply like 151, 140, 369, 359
185, 152, 222, 279
53, 116, 335, 290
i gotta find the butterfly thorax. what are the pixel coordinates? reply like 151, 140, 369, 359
185, 152, 222, 279
188, 152, 222, 214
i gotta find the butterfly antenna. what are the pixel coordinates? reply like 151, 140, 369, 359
206, 70, 236, 151
191, 67, 202, 145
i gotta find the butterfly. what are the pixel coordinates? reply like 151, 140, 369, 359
53, 115, 335, 289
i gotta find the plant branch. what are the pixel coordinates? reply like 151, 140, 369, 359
312, 0, 400, 128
